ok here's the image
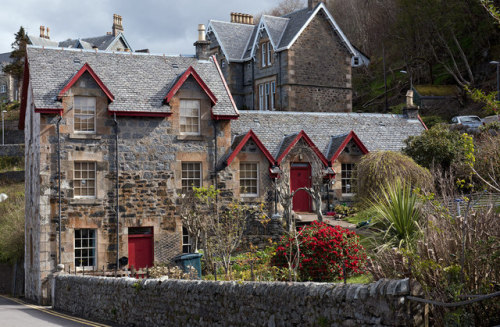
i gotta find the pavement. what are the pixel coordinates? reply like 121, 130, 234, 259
0, 295, 111, 327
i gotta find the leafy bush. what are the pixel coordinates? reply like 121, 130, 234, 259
403, 124, 469, 170
355, 151, 433, 204
273, 221, 366, 282
0, 156, 23, 172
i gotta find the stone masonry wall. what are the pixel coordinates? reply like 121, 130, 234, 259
0, 144, 24, 157
54, 275, 421, 327
288, 10, 352, 112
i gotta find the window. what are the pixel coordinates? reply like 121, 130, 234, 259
267, 42, 272, 66
74, 96, 96, 133
261, 41, 272, 68
0, 85, 6, 93
182, 227, 192, 253
341, 163, 356, 195
261, 43, 267, 68
258, 80, 276, 110
181, 162, 202, 193
74, 162, 96, 198
75, 229, 96, 269
221, 59, 226, 69
240, 162, 258, 196
179, 100, 200, 135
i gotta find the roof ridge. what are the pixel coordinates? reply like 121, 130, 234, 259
262, 14, 290, 21
27, 45, 197, 58
209, 19, 256, 27
238, 111, 402, 118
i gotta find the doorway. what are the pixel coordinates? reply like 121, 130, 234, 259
290, 163, 312, 212
128, 227, 153, 270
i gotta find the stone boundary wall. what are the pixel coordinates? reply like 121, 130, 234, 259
0, 144, 24, 157
54, 275, 421, 326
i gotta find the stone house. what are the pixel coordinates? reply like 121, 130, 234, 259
206, 0, 369, 112
0, 52, 19, 103
28, 14, 134, 52
19, 7, 425, 305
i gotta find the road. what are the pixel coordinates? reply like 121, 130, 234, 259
0, 295, 111, 327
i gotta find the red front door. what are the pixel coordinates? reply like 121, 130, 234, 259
128, 227, 153, 270
290, 163, 312, 212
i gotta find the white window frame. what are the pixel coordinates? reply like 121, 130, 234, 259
271, 81, 276, 110
261, 44, 267, 68
181, 162, 202, 193
267, 42, 272, 66
0, 85, 6, 93
265, 83, 270, 110
240, 162, 259, 197
182, 226, 192, 253
74, 161, 97, 198
179, 99, 201, 135
341, 163, 356, 196
74, 96, 96, 134
74, 229, 97, 271
259, 84, 265, 111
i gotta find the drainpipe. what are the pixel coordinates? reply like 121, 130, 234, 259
113, 113, 119, 270
252, 58, 255, 110
278, 52, 282, 110
213, 120, 218, 190
56, 115, 62, 265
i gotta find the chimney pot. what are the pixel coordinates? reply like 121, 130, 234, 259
198, 24, 206, 41
194, 23, 210, 60
39, 26, 45, 38
45, 27, 50, 39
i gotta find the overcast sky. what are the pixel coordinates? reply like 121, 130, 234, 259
0, 0, 290, 55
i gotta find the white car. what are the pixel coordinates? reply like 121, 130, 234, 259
451, 115, 483, 131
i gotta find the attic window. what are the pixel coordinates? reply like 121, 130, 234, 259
353, 57, 360, 66
73, 58, 81, 64
221, 59, 226, 69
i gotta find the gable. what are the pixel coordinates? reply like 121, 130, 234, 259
164, 66, 217, 106
58, 63, 114, 102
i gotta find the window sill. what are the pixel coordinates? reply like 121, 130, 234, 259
69, 198, 100, 205
69, 134, 101, 140
177, 135, 204, 141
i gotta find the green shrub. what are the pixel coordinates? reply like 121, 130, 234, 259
355, 151, 433, 204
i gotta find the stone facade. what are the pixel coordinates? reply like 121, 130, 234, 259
207, 1, 366, 112
54, 275, 423, 326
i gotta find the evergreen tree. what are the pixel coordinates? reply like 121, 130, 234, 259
3, 26, 29, 94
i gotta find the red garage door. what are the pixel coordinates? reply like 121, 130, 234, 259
128, 227, 153, 270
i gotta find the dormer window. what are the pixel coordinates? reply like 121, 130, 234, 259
180, 99, 200, 135
74, 96, 96, 133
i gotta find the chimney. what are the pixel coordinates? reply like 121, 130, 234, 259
194, 24, 210, 60
45, 27, 50, 39
230, 12, 254, 25
308, 0, 324, 10
39, 26, 45, 38
112, 14, 124, 37
403, 90, 420, 119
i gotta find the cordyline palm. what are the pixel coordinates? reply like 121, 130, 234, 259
372, 179, 422, 250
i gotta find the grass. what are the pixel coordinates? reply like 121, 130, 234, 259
346, 274, 373, 284
0, 181, 25, 263
0, 156, 24, 173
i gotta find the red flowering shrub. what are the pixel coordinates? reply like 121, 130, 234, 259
272, 221, 367, 282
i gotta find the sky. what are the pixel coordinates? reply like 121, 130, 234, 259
0, 0, 286, 55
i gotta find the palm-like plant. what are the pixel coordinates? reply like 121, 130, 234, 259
372, 179, 422, 250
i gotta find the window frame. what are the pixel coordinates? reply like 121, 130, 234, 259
179, 99, 201, 135
259, 84, 265, 111
181, 162, 202, 193
74, 229, 97, 271
0, 84, 6, 93
270, 81, 276, 110
261, 43, 267, 68
73, 161, 97, 198
182, 226, 192, 254
267, 42, 272, 66
240, 162, 259, 197
341, 163, 356, 196
73, 96, 97, 134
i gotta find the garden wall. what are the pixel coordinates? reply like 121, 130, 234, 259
54, 275, 423, 326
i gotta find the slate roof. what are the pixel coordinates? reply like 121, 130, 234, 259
30, 34, 131, 51
208, 3, 368, 64
230, 111, 426, 160
326, 133, 350, 160
25, 46, 238, 117
208, 21, 255, 61
0, 52, 14, 65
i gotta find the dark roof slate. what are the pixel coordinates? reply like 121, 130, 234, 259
208, 21, 255, 61
326, 133, 349, 160
261, 15, 289, 47
26, 46, 238, 116
277, 7, 313, 49
231, 111, 425, 158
